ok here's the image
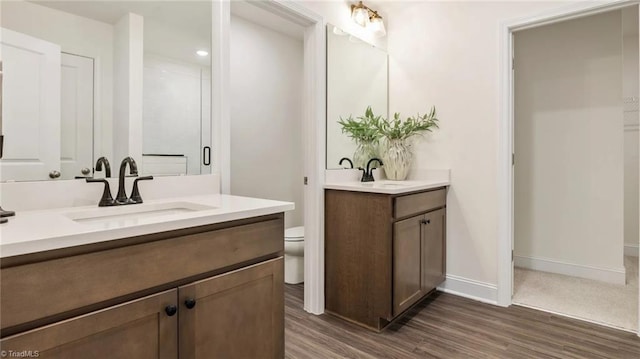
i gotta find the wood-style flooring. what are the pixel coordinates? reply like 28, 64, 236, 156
284, 284, 640, 358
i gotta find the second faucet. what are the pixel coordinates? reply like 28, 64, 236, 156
359, 158, 383, 182
116, 156, 138, 204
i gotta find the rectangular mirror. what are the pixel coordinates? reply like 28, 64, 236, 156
0, 0, 212, 181
326, 23, 388, 170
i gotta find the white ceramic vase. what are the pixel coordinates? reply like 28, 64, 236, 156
353, 140, 378, 169
380, 138, 412, 180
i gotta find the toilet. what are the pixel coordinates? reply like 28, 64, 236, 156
284, 226, 304, 284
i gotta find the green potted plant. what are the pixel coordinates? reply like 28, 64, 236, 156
374, 107, 439, 180
337, 106, 382, 168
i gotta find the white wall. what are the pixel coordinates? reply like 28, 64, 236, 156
383, 1, 568, 291
513, 11, 624, 282
1, 0, 114, 162
230, 15, 304, 228
623, 6, 639, 255
113, 13, 144, 168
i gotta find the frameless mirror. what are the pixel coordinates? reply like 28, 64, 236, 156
0, 0, 212, 181
326, 24, 388, 170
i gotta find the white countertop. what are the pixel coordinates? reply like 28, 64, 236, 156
324, 179, 449, 194
0, 194, 294, 258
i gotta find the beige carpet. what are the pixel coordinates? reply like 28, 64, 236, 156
513, 256, 639, 332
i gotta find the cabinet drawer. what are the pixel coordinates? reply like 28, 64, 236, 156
1, 217, 283, 332
394, 188, 446, 218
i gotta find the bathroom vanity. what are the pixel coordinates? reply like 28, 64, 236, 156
324, 182, 448, 331
0, 195, 292, 358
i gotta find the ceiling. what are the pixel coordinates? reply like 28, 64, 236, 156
230, 1, 304, 40
30, 0, 212, 37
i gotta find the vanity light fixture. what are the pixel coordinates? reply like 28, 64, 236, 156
351, 1, 370, 27
196, 50, 209, 57
368, 12, 386, 37
350, 1, 386, 38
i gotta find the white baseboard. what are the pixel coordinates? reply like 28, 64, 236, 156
625, 244, 639, 257
437, 274, 497, 305
514, 255, 626, 285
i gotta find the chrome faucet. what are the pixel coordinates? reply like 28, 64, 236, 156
359, 158, 383, 182
95, 157, 111, 178
115, 157, 138, 204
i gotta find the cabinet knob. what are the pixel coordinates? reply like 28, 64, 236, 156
421, 219, 431, 225
165, 305, 177, 316
184, 298, 196, 309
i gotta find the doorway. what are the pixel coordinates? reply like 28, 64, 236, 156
229, 1, 306, 302
499, 2, 640, 334
213, 0, 325, 314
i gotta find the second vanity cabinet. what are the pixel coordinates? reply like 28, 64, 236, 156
325, 187, 446, 331
0, 214, 284, 358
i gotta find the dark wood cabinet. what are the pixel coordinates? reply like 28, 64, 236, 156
1, 214, 285, 359
1, 289, 178, 359
392, 215, 423, 317
326, 187, 446, 331
422, 208, 446, 293
179, 258, 284, 359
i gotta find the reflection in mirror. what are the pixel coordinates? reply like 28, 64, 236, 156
326, 24, 388, 170
0, 0, 212, 181
142, 3, 211, 176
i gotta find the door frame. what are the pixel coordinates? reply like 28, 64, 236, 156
498, 0, 640, 333
60, 52, 94, 180
212, 0, 326, 314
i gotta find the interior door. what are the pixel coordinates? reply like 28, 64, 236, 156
61, 53, 94, 179
0, 28, 61, 181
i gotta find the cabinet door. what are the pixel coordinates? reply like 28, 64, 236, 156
393, 215, 423, 317
0, 289, 178, 359
422, 208, 446, 292
179, 257, 284, 359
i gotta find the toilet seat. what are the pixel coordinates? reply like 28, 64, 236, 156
284, 226, 304, 242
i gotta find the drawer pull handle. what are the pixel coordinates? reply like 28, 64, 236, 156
420, 219, 431, 225
185, 298, 197, 309
165, 305, 177, 316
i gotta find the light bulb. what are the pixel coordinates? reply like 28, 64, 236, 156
196, 50, 209, 57
369, 16, 386, 37
351, 2, 369, 27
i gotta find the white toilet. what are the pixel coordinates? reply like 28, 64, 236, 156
284, 226, 304, 284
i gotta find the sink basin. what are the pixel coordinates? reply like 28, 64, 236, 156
66, 201, 216, 228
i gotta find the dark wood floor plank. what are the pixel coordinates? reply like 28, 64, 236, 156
284, 284, 640, 358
